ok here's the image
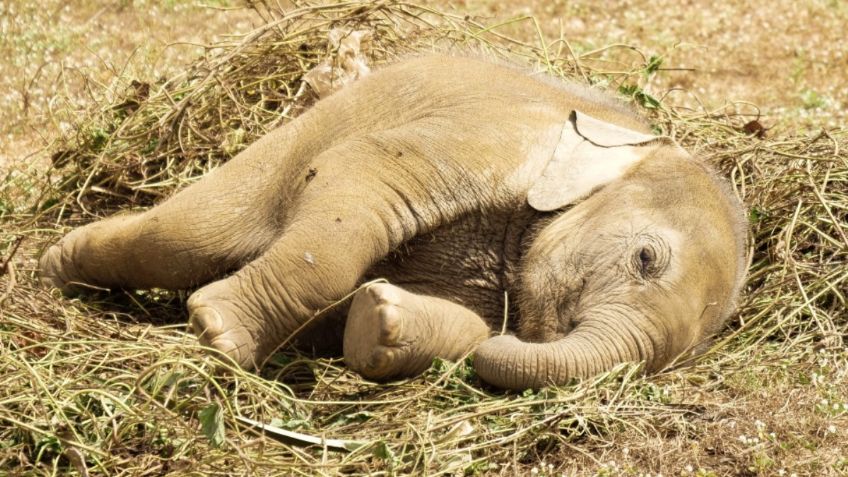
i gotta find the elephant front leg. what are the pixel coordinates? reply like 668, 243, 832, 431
187, 124, 499, 370
343, 283, 491, 380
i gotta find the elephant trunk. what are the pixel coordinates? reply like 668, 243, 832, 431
473, 314, 659, 390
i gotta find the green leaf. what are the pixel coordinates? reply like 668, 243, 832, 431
88, 127, 110, 152
635, 90, 661, 109
618, 84, 638, 97
142, 138, 158, 154
333, 411, 374, 426
199, 403, 225, 448
617, 84, 662, 110
269, 417, 311, 430
750, 207, 766, 223
266, 353, 293, 367
645, 55, 663, 76
372, 441, 395, 461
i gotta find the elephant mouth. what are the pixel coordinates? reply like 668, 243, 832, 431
558, 275, 591, 334
514, 250, 592, 343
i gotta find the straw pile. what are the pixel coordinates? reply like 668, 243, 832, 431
1, 0, 845, 475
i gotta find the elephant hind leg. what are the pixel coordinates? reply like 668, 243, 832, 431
343, 283, 492, 380
40, 186, 281, 293
40, 210, 277, 294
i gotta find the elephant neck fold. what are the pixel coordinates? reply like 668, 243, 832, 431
501, 205, 554, 296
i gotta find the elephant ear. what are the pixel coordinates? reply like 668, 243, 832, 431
528, 110, 664, 211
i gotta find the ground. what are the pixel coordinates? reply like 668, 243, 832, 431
1, 1, 846, 476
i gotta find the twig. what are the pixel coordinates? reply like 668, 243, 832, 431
0, 261, 15, 307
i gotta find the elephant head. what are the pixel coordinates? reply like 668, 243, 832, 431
474, 111, 748, 390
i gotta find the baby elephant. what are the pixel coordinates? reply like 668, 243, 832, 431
40, 55, 747, 390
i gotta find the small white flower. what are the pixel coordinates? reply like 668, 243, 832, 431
530, 467, 539, 475
684, 464, 694, 472
827, 424, 837, 433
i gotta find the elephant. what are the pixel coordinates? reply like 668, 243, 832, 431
39, 55, 748, 390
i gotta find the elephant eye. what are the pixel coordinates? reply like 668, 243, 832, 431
638, 247, 654, 273
633, 243, 665, 279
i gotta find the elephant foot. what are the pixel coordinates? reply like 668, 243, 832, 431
343, 283, 491, 381
38, 215, 147, 295
187, 279, 276, 370
39, 224, 118, 295
39, 241, 77, 295
343, 283, 424, 380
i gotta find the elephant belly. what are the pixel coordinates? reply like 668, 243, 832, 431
364, 212, 522, 327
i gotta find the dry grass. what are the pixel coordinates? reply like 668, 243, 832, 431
1, 1, 846, 475
458, 0, 848, 133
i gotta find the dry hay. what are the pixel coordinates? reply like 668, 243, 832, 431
1, 1, 846, 475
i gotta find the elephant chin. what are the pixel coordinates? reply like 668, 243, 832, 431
473, 315, 658, 390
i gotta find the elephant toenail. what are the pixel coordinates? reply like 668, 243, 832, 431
186, 292, 203, 308
371, 349, 392, 371
366, 284, 383, 302
209, 338, 247, 368
379, 309, 402, 341
190, 306, 225, 340
210, 337, 236, 354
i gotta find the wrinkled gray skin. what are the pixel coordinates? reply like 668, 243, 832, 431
40, 55, 748, 390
